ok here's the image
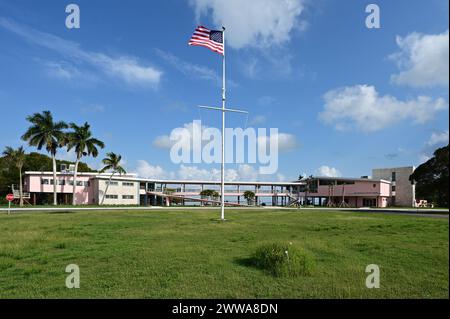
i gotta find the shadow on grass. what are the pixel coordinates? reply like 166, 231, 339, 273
234, 257, 259, 270
209, 218, 234, 223
48, 211, 77, 214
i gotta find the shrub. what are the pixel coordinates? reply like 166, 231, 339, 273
252, 242, 314, 277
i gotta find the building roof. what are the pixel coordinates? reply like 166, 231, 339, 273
24, 171, 304, 186
94, 176, 306, 186
24, 171, 138, 178
303, 176, 391, 183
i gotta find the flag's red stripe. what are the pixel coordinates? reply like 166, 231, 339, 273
189, 36, 223, 49
189, 36, 223, 48
189, 39, 223, 51
189, 43, 223, 54
188, 41, 223, 53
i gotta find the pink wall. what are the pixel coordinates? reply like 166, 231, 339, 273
24, 174, 95, 204
299, 180, 390, 197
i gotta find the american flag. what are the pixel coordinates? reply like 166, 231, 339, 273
188, 26, 224, 55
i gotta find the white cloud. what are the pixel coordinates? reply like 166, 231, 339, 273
44, 61, 78, 80
319, 85, 448, 132
152, 135, 174, 149
191, 0, 306, 49
257, 132, 299, 152
156, 49, 220, 84
419, 130, 449, 163
418, 154, 431, 164
316, 166, 341, 177
249, 115, 266, 125
426, 130, 449, 147
0, 17, 162, 87
275, 133, 298, 151
135, 160, 175, 180
390, 30, 449, 87
134, 161, 284, 182
153, 120, 208, 151
241, 57, 259, 78
178, 164, 261, 181
154, 121, 299, 152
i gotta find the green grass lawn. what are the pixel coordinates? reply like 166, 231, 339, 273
0, 209, 448, 298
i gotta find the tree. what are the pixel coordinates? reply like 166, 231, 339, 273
410, 145, 449, 207
243, 190, 255, 205
303, 175, 314, 206
63, 122, 105, 205
199, 189, 219, 205
21, 111, 68, 205
99, 152, 126, 205
2, 146, 26, 206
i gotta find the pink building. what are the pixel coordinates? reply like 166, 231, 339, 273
295, 177, 391, 208
23, 171, 396, 208
24, 172, 99, 205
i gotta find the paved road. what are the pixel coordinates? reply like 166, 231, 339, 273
0, 206, 448, 218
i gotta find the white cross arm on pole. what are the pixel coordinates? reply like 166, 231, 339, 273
198, 105, 248, 114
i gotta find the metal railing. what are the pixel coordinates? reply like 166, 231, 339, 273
13, 190, 30, 199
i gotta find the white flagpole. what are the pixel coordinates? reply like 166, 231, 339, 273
195, 26, 247, 219
220, 26, 226, 220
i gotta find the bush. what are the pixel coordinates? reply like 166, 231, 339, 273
252, 242, 314, 277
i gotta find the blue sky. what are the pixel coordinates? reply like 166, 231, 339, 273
0, 0, 448, 181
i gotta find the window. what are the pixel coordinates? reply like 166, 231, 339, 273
69, 181, 83, 186
50, 179, 65, 185
41, 178, 49, 185
373, 184, 376, 188
123, 182, 134, 187
105, 195, 118, 199
84, 181, 90, 187
106, 181, 119, 186
392, 186, 396, 192
391, 171, 396, 182
122, 195, 134, 199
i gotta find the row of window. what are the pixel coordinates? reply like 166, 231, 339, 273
105, 195, 134, 199
105, 181, 135, 187
41, 179, 90, 187
40, 179, 135, 188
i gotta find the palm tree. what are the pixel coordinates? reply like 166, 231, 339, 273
21, 111, 67, 205
2, 146, 26, 206
199, 189, 219, 205
243, 190, 255, 206
63, 122, 105, 205
303, 175, 314, 206
99, 152, 126, 205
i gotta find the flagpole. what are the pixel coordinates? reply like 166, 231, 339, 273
220, 26, 226, 221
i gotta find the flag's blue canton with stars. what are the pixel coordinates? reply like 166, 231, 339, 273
210, 30, 223, 44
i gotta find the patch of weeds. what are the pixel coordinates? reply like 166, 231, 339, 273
251, 242, 315, 277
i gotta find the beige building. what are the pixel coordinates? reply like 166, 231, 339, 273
372, 167, 416, 207
92, 176, 140, 205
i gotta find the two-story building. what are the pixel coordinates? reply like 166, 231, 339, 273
22, 166, 415, 207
